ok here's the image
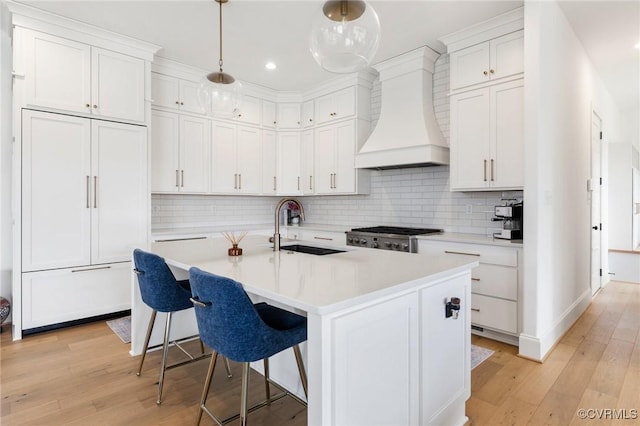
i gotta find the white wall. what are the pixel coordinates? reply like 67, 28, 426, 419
520, 0, 620, 361
0, 2, 13, 320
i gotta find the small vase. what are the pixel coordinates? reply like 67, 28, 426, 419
228, 243, 243, 256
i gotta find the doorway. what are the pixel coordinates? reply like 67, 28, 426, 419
590, 111, 603, 296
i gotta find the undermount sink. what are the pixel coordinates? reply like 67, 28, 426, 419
280, 244, 346, 256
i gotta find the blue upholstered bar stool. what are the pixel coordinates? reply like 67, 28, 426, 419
189, 267, 308, 426
132, 249, 231, 405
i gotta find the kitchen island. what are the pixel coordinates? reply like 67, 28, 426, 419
131, 235, 478, 425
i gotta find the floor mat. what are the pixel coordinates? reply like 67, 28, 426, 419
106, 315, 131, 344
471, 344, 494, 369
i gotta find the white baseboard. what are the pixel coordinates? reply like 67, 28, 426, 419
518, 288, 592, 361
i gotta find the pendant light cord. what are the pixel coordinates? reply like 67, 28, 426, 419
218, 0, 224, 72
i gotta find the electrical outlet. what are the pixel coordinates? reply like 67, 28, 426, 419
466, 204, 473, 214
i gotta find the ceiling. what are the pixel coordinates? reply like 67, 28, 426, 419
15, 0, 640, 111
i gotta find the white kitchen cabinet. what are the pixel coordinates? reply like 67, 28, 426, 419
151, 72, 204, 114
262, 100, 277, 128
211, 122, 262, 194
22, 110, 148, 271
449, 30, 523, 91
277, 103, 301, 129
277, 132, 302, 195
314, 121, 357, 194
315, 86, 356, 125
285, 228, 346, 247
302, 100, 315, 128
301, 130, 315, 194
236, 95, 261, 126
418, 239, 520, 344
17, 28, 145, 123
22, 263, 132, 330
262, 130, 277, 195
449, 79, 524, 191
20, 110, 146, 330
151, 110, 211, 193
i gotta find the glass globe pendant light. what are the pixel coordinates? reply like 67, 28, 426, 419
197, 0, 243, 118
309, 0, 381, 73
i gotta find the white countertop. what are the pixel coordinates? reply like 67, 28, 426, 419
149, 235, 478, 315
419, 232, 524, 248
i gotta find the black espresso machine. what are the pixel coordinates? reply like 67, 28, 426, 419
492, 201, 523, 240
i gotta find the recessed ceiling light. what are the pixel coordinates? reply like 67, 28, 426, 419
265, 62, 277, 70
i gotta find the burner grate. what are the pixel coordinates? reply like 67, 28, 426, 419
350, 226, 442, 236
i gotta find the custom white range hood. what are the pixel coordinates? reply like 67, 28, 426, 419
355, 47, 449, 169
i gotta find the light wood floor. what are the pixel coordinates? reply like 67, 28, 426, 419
1, 281, 638, 425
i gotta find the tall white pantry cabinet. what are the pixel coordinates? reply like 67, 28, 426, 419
9, 3, 160, 339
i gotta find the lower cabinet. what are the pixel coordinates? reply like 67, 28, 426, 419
21, 262, 132, 330
284, 228, 347, 247
418, 239, 521, 345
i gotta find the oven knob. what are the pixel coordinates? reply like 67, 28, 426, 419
392, 242, 399, 249
372, 242, 379, 248
402, 243, 409, 251
347, 237, 353, 243
360, 239, 367, 244
384, 242, 392, 248
354, 238, 360, 244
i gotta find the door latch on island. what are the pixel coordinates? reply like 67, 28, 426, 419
445, 297, 461, 319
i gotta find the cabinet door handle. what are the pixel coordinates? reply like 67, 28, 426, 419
491, 159, 494, 182
314, 236, 333, 241
489, 69, 495, 74
72, 265, 111, 273
444, 250, 480, 257
175, 101, 180, 105
234, 173, 237, 189
309, 176, 313, 191
483, 70, 488, 76
85, 103, 91, 108
297, 176, 300, 191
471, 277, 481, 282
238, 173, 241, 190
86, 176, 90, 208
181, 170, 184, 187
483, 160, 487, 182
273, 176, 276, 191
93, 176, 98, 208
471, 308, 481, 312
175, 170, 180, 188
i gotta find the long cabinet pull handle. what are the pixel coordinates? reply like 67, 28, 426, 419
273, 176, 276, 191
314, 236, 333, 241
234, 173, 237, 189
297, 176, 300, 191
181, 170, 184, 187
309, 176, 313, 191
72, 265, 111, 273
333, 173, 337, 189
471, 277, 481, 282
238, 174, 241, 190
483, 160, 487, 182
444, 250, 481, 257
471, 308, 481, 312
175, 170, 179, 188
491, 159, 494, 182
93, 176, 97, 208
86, 176, 90, 208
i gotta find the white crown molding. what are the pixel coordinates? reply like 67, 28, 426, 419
438, 6, 524, 53
6, 0, 161, 60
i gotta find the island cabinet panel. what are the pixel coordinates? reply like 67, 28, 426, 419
329, 293, 420, 426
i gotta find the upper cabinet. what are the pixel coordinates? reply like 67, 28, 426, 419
315, 86, 356, 125
235, 95, 261, 126
16, 28, 146, 123
277, 103, 302, 129
151, 73, 204, 114
302, 100, 315, 128
262, 100, 277, 128
449, 30, 523, 91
